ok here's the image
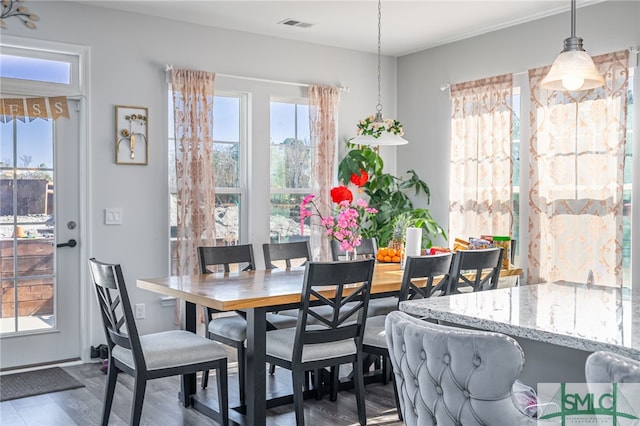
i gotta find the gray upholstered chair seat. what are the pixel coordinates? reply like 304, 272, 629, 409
363, 315, 387, 348
266, 313, 300, 329
275, 308, 300, 317
208, 313, 298, 341
112, 329, 227, 371
385, 311, 535, 426
278, 303, 360, 325
367, 296, 398, 316
586, 351, 640, 383
208, 315, 248, 341
266, 326, 357, 363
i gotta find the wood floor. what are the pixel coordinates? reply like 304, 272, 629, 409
0, 361, 403, 426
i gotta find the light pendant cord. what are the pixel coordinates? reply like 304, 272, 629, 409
376, 0, 383, 116
563, 0, 584, 52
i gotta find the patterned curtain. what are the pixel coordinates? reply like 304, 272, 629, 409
528, 50, 629, 286
309, 85, 340, 261
449, 75, 514, 243
170, 68, 217, 280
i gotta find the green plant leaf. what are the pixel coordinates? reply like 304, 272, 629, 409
336, 142, 446, 247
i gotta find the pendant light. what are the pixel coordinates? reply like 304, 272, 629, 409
351, 0, 408, 146
540, 0, 604, 91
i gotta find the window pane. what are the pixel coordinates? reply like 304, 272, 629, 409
270, 142, 311, 189
0, 54, 70, 85
1, 121, 14, 167
169, 193, 242, 274
296, 103, 310, 144
214, 143, 239, 188
270, 102, 295, 144
17, 120, 54, 169
216, 194, 241, 245
213, 96, 240, 142
270, 193, 309, 244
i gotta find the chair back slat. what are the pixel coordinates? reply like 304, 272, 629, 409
89, 258, 145, 370
263, 241, 311, 269
399, 253, 454, 302
448, 248, 503, 294
330, 238, 378, 261
198, 244, 256, 274
294, 259, 374, 355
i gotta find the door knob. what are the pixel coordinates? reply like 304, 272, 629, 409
56, 239, 77, 248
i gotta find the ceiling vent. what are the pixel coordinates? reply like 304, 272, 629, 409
278, 18, 313, 29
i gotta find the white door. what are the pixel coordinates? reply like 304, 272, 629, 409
0, 101, 82, 369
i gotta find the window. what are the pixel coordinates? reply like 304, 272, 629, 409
526, 54, 632, 286
168, 91, 247, 274
0, 36, 81, 96
269, 98, 311, 243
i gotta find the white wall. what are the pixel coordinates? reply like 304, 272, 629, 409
3, 1, 399, 349
398, 1, 640, 283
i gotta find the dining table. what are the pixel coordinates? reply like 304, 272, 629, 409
137, 261, 523, 426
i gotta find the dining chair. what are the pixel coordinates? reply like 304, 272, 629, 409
198, 244, 297, 404
262, 240, 312, 374
330, 237, 378, 261
585, 351, 640, 383
362, 253, 453, 420
265, 258, 375, 426
447, 247, 503, 294
385, 310, 535, 426
263, 240, 311, 269
88, 258, 229, 426
331, 237, 395, 317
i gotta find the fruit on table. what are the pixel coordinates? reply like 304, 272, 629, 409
376, 247, 403, 263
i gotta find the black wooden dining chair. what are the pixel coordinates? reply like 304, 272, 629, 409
447, 247, 503, 294
262, 240, 311, 374
198, 244, 297, 403
88, 258, 229, 426
263, 240, 311, 269
362, 253, 453, 420
265, 259, 375, 426
330, 237, 395, 316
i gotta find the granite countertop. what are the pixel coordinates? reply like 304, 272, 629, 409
399, 281, 640, 359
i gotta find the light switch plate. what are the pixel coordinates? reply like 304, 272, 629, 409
105, 208, 123, 225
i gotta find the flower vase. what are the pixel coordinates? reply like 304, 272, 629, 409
345, 248, 357, 261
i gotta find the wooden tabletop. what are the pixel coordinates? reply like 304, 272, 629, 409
137, 262, 522, 312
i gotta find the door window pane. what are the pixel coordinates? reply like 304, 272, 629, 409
1, 119, 56, 334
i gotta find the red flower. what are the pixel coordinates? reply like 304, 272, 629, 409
330, 186, 353, 204
350, 169, 369, 187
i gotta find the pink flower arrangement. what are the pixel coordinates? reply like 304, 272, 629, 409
300, 188, 377, 253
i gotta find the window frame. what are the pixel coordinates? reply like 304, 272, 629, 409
0, 35, 82, 97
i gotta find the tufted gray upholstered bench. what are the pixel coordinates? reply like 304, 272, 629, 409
385, 311, 535, 425
586, 351, 640, 383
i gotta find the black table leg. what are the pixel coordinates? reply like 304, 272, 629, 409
245, 307, 267, 426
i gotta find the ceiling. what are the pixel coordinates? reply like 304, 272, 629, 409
75, 0, 605, 57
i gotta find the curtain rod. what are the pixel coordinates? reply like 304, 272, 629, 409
441, 46, 639, 93
164, 64, 349, 92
